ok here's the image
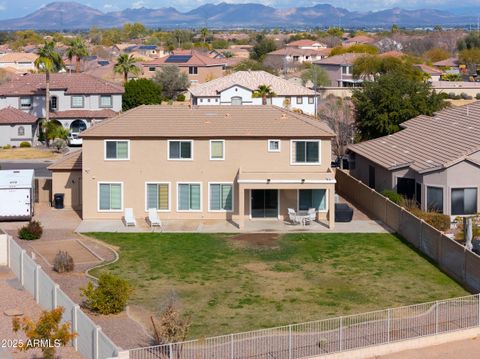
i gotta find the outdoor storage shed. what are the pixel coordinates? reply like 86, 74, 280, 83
0, 169, 34, 221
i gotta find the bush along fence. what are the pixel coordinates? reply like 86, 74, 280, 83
3, 234, 121, 359
335, 169, 480, 293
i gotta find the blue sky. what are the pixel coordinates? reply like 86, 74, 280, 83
0, 0, 477, 20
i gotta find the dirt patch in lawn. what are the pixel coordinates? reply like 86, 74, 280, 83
229, 233, 281, 248
28, 239, 102, 266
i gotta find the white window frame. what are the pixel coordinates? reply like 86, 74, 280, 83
290, 139, 322, 166
71, 95, 85, 108
308, 96, 314, 104
19, 96, 32, 109
104, 139, 130, 161
176, 182, 202, 212
99, 95, 113, 108
268, 139, 281, 152
167, 140, 194, 161
296, 96, 303, 104
208, 182, 234, 213
97, 181, 124, 212
144, 182, 171, 212
209, 139, 225, 161
296, 189, 328, 213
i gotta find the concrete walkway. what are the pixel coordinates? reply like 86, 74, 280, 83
374, 336, 480, 359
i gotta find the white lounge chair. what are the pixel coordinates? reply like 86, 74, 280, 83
303, 208, 317, 225
148, 208, 163, 230
124, 208, 137, 227
288, 208, 301, 225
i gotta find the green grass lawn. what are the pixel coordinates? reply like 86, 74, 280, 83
88, 232, 468, 338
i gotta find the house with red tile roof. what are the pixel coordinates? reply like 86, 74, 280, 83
286, 39, 327, 50
142, 51, 227, 84
0, 73, 124, 142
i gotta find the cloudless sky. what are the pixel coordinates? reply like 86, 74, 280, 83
0, 0, 477, 20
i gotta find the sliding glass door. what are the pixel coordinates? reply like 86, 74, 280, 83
251, 190, 278, 218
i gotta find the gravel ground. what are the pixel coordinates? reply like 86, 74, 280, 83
0, 267, 83, 359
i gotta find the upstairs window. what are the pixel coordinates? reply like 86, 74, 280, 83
71, 95, 84, 108
210, 140, 225, 160
50, 96, 58, 111
268, 139, 281, 152
291, 140, 320, 164
19, 97, 32, 109
168, 140, 192, 160
189, 66, 198, 75
105, 140, 129, 160
100, 95, 113, 108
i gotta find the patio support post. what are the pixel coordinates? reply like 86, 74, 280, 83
238, 186, 245, 229
328, 186, 335, 229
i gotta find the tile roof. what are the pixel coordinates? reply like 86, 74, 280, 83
414, 64, 443, 76
49, 109, 117, 119
80, 105, 335, 139
0, 107, 37, 124
48, 150, 82, 171
268, 47, 331, 57
433, 57, 459, 67
313, 53, 362, 66
348, 102, 480, 173
343, 35, 376, 44
0, 73, 124, 96
286, 40, 326, 47
144, 51, 227, 67
189, 71, 315, 97
0, 52, 38, 63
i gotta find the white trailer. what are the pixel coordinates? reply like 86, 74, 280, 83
0, 169, 34, 221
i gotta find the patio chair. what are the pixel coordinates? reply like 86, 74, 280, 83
148, 208, 163, 230
124, 208, 137, 227
303, 208, 316, 225
288, 208, 301, 225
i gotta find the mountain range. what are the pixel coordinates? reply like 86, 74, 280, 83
0, 1, 478, 30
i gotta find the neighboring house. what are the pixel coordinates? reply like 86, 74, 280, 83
313, 53, 362, 87
189, 71, 317, 115
348, 103, 480, 217
142, 51, 227, 84
264, 48, 330, 73
0, 52, 38, 73
433, 57, 460, 75
286, 39, 327, 50
414, 64, 443, 82
343, 35, 376, 46
50, 106, 336, 228
0, 73, 124, 137
0, 107, 37, 146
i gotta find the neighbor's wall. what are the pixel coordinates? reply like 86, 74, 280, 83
51, 171, 82, 210
82, 137, 333, 220
34, 177, 52, 204
350, 154, 393, 192
0, 229, 7, 265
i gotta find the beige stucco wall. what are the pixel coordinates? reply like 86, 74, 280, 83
82, 137, 334, 223
51, 171, 82, 210
34, 177, 52, 204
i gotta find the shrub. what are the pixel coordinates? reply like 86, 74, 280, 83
19, 141, 31, 148
53, 251, 74, 273
81, 273, 133, 314
381, 189, 404, 205
460, 92, 473, 100
476, 93, 480, 100
176, 93, 186, 102
52, 138, 67, 152
18, 221, 43, 240
410, 208, 451, 232
3, 144, 11, 149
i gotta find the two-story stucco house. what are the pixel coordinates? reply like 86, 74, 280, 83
189, 71, 317, 115
0, 73, 124, 142
348, 102, 480, 217
313, 53, 363, 88
49, 106, 336, 228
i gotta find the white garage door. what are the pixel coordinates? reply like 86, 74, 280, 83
0, 188, 31, 219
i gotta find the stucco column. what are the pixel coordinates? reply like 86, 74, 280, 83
328, 185, 335, 229
238, 185, 245, 229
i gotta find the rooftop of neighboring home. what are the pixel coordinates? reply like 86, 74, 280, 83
379, 50, 405, 58
144, 51, 227, 67
348, 102, 480, 174
313, 53, 361, 66
0, 73, 124, 96
414, 63, 444, 76
343, 35, 376, 45
48, 149, 82, 171
189, 70, 315, 97
0, 107, 37, 124
80, 105, 334, 139
433, 57, 459, 67
0, 52, 38, 63
286, 39, 327, 48
268, 47, 331, 57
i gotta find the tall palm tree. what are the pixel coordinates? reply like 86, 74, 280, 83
65, 37, 89, 73
35, 41, 64, 145
200, 27, 208, 44
114, 54, 140, 83
253, 84, 276, 105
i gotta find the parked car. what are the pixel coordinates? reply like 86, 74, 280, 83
67, 133, 82, 146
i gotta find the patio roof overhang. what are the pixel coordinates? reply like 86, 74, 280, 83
237, 169, 336, 188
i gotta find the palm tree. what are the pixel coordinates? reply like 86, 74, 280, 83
200, 27, 208, 44
35, 41, 64, 146
65, 37, 89, 73
253, 84, 276, 105
114, 54, 140, 83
